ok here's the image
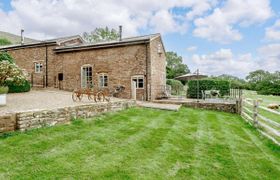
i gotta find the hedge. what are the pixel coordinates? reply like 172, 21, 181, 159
166, 79, 184, 95
187, 79, 230, 98
5, 80, 31, 93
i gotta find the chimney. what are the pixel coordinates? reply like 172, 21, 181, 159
21, 29, 24, 45
119, 25, 122, 41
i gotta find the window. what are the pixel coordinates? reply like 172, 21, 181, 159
132, 75, 144, 89
99, 73, 108, 87
34, 62, 43, 73
81, 65, 93, 88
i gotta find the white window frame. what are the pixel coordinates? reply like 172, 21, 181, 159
98, 73, 108, 88
131, 75, 144, 89
81, 64, 93, 88
34, 62, 43, 73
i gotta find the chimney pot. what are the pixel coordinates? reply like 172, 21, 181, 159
21, 29, 24, 45
119, 25, 122, 41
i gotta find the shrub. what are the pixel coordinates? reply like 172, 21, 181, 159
0, 51, 14, 64
5, 79, 31, 93
0, 86, 9, 94
0, 38, 12, 46
187, 79, 230, 98
166, 79, 184, 95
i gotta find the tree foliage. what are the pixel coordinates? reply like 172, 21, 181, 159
0, 38, 12, 46
214, 74, 249, 89
246, 70, 280, 95
83, 27, 119, 43
166, 51, 190, 79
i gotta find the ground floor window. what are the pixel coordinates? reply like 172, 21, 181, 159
81, 65, 93, 88
132, 75, 144, 89
98, 73, 108, 88
34, 62, 43, 73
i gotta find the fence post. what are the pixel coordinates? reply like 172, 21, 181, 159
253, 100, 259, 127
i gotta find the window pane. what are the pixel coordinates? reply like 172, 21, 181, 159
138, 78, 144, 88
104, 76, 108, 87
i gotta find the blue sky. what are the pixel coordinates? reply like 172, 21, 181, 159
0, 0, 280, 78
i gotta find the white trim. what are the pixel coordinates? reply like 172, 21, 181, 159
34, 62, 43, 73
98, 73, 108, 88
131, 75, 144, 89
81, 64, 93, 88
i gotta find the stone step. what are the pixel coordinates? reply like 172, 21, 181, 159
137, 101, 181, 111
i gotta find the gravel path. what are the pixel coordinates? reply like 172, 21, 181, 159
0, 89, 120, 114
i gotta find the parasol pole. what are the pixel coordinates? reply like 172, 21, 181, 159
196, 69, 199, 103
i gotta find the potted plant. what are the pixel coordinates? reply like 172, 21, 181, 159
0, 86, 9, 106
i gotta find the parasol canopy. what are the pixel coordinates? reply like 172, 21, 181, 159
174, 73, 207, 81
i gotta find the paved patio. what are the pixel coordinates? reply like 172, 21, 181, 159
0, 89, 121, 114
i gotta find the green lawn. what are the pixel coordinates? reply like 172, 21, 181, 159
0, 107, 280, 179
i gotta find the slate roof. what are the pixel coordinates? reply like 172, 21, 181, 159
0, 35, 84, 50
54, 33, 161, 53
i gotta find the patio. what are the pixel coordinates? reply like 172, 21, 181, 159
0, 89, 121, 115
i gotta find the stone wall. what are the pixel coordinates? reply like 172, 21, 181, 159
182, 102, 238, 113
0, 100, 135, 133
150, 36, 167, 100
55, 44, 148, 100
0, 114, 16, 133
153, 100, 238, 114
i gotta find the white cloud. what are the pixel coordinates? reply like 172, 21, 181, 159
265, 19, 280, 41
186, 46, 197, 52
0, 0, 216, 40
189, 45, 280, 77
193, 0, 273, 43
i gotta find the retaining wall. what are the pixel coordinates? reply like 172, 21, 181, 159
0, 100, 136, 133
154, 100, 240, 114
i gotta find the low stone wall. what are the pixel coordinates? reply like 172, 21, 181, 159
0, 100, 136, 133
0, 113, 16, 133
154, 100, 239, 114
182, 102, 237, 113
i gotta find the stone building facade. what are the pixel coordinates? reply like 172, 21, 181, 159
0, 34, 166, 101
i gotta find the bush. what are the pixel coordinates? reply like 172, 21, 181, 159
0, 86, 9, 94
0, 51, 14, 64
5, 80, 31, 93
0, 38, 12, 46
187, 79, 230, 98
166, 79, 184, 95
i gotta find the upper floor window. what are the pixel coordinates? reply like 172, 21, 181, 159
99, 73, 108, 88
34, 62, 43, 73
132, 75, 144, 89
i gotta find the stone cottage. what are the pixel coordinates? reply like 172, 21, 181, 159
0, 33, 166, 101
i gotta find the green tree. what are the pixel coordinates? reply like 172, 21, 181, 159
83, 27, 119, 43
0, 38, 12, 46
246, 70, 270, 90
215, 74, 248, 89
166, 51, 190, 79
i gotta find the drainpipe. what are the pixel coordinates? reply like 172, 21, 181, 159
145, 43, 149, 101
45, 45, 48, 87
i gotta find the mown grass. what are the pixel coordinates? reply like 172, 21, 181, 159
0, 107, 279, 179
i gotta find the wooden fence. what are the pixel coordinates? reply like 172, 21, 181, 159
241, 98, 280, 146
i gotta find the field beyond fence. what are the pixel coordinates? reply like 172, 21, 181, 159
241, 93, 280, 145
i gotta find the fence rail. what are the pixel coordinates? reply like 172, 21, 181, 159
241, 98, 280, 146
